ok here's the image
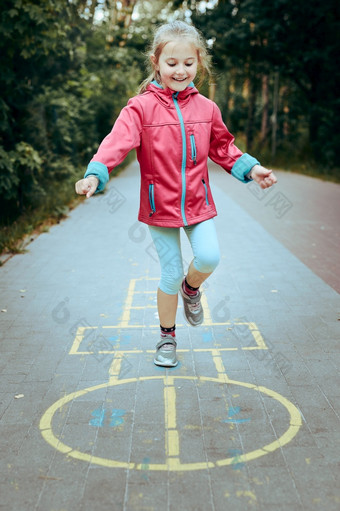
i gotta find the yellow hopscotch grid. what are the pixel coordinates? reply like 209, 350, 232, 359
42, 278, 303, 472
40, 346, 302, 471
69, 276, 268, 355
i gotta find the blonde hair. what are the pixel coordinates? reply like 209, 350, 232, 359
138, 21, 211, 94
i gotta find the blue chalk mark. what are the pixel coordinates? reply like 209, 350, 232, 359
141, 456, 150, 467
229, 406, 241, 416
89, 408, 126, 427
120, 334, 132, 344
228, 448, 245, 470
89, 408, 106, 427
141, 457, 150, 480
223, 406, 251, 424
108, 335, 132, 345
202, 331, 213, 343
110, 409, 126, 427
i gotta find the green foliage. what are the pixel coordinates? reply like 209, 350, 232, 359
0, 145, 17, 201
0, 0, 146, 230
191, 0, 340, 169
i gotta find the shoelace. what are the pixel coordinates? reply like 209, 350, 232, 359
161, 343, 175, 351
188, 301, 201, 313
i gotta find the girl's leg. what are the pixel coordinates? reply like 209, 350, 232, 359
181, 218, 220, 326
184, 218, 220, 284
148, 226, 183, 365
157, 288, 178, 329
148, 225, 184, 327
186, 260, 212, 289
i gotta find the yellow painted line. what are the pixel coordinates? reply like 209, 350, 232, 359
71, 344, 267, 356
164, 385, 177, 429
211, 349, 226, 374
71, 346, 264, 356
69, 278, 267, 353
118, 278, 136, 327
102, 324, 154, 329
192, 348, 238, 352
244, 346, 268, 351
164, 376, 179, 458
72, 349, 143, 356
134, 290, 157, 294
165, 458, 215, 471
73, 451, 135, 469
101, 323, 184, 329
40, 375, 302, 471
201, 293, 213, 326
69, 327, 98, 355
146, 349, 190, 354
39, 382, 135, 468
215, 378, 302, 466
135, 462, 168, 471
211, 349, 231, 383
98, 322, 265, 331
129, 306, 157, 309
167, 430, 179, 457
109, 353, 124, 382
247, 323, 267, 349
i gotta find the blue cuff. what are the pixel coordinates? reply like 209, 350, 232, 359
84, 161, 109, 193
231, 153, 260, 183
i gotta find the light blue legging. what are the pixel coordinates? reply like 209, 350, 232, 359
148, 218, 220, 295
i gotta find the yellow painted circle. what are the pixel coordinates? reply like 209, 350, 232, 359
39, 376, 302, 471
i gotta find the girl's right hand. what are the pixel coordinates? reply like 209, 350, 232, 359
75, 176, 99, 198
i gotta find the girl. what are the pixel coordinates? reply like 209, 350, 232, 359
75, 21, 277, 368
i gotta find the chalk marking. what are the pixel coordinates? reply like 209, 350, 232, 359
70, 323, 266, 355
164, 376, 179, 458
44, 277, 301, 471
68, 276, 268, 355
39, 375, 302, 471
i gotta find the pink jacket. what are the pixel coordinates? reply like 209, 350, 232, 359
85, 81, 259, 227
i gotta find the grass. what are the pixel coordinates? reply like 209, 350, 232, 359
267, 151, 340, 183
235, 132, 340, 184
250, 145, 340, 184
0, 152, 135, 261
274, 161, 340, 183
0, 185, 80, 260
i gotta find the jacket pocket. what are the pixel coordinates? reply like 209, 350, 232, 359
190, 134, 197, 165
149, 183, 156, 216
202, 179, 209, 206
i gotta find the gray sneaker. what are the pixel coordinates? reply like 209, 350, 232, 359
154, 335, 178, 367
180, 285, 204, 326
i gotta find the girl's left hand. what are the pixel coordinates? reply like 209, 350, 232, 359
250, 165, 277, 189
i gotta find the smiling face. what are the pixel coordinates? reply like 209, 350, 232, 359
152, 39, 198, 92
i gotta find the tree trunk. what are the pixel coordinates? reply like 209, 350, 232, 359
282, 86, 289, 138
260, 74, 269, 145
246, 77, 256, 152
271, 70, 279, 158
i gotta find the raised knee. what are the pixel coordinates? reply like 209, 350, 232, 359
195, 250, 220, 273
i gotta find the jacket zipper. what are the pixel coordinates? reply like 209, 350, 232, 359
149, 183, 156, 216
190, 134, 197, 165
202, 179, 209, 205
172, 92, 188, 226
